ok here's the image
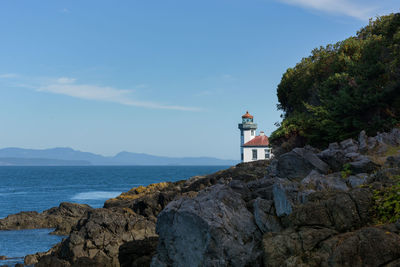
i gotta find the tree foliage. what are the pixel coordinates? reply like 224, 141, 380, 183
271, 13, 400, 148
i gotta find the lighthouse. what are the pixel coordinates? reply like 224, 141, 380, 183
238, 111, 272, 162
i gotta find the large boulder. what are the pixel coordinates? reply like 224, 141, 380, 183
152, 184, 262, 267
263, 226, 400, 267
262, 185, 388, 267
41, 208, 157, 266
286, 188, 372, 231
318, 144, 349, 172
276, 147, 329, 180
349, 156, 380, 173
301, 170, 349, 192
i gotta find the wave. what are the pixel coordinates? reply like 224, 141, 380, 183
0, 191, 27, 196
71, 191, 121, 200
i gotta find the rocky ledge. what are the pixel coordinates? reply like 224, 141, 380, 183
0, 202, 92, 236
3, 129, 400, 266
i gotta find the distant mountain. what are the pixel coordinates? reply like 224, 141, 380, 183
0, 157, 90, 166
0, 147, 238, 166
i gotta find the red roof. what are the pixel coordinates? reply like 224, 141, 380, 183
243, 135, 270, 147
242, 111, 253, 119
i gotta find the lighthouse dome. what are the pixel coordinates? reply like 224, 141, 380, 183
242, 111, 253, 119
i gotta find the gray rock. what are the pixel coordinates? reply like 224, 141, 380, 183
347, 175, 367, 188
52, 208, 156, 266
349, 156, 379, 173
318, 148, 348, 172
376, 131, 398, 146
253, 198, 281, 233
266, 159, 278, 177
301, 170, 348, 192
152, 184, 262, 267
247, 178, 275, 200
273, 180, 298, 217
366, 136, 377, 150
293, 148, 329, 174
340, 138, 359, 153
285, 188, 372, 232
372, 129, 400, 155
0, 202, 93, 235
262, 226, 400, 267
358, 130, 368, 153
276, 151, 312, 180
329, 142, 341, 150
345, 152, 362, 160
277, 148, 328, 180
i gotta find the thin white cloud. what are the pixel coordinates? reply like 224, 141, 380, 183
0, 75, 199, 111
0, 73, 19, 79
37, 78, 200, 111
276, 0, 377, 20
57, 77, 76, 84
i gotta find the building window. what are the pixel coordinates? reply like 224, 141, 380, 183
251, 130, 255, 136
241, 153, 244, 161
265, 149, 270, 159
252, 149, 257, 160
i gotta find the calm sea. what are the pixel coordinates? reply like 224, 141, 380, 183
0, 166, 228, 266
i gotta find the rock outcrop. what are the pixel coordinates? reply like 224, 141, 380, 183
151, 128, 400, 266
0, 202, 92, 235
37, 208, 157, 266
152, 184, 262, 267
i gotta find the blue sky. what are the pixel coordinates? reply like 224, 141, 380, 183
0, 0, 398, 159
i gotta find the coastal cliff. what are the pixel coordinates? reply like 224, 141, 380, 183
2, 128, 400, 266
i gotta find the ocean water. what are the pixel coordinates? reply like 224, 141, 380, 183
0, 166, 228, 266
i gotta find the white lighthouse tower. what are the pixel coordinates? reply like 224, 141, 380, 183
238, 111, 258, 161
238, 111, 272, 162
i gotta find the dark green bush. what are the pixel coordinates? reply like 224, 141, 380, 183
272, 13, 400, 148
372, 182, 400, 223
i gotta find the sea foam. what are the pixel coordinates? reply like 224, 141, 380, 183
71, 191, 121, 200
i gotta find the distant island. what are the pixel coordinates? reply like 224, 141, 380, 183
0, 147, 238, 166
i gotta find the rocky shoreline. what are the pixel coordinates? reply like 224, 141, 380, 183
2, 129, 400, 266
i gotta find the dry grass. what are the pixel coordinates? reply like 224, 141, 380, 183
368, 145, 400, 165
113, 182, 171, 201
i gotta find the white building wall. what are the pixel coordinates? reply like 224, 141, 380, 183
243, 147, 273, 163
243, 129, 256, 144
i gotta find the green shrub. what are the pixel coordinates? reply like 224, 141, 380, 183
372, 181, 400, 223
341, 163, 352, 179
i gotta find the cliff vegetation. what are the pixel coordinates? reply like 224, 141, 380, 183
271, 13, 400, 149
